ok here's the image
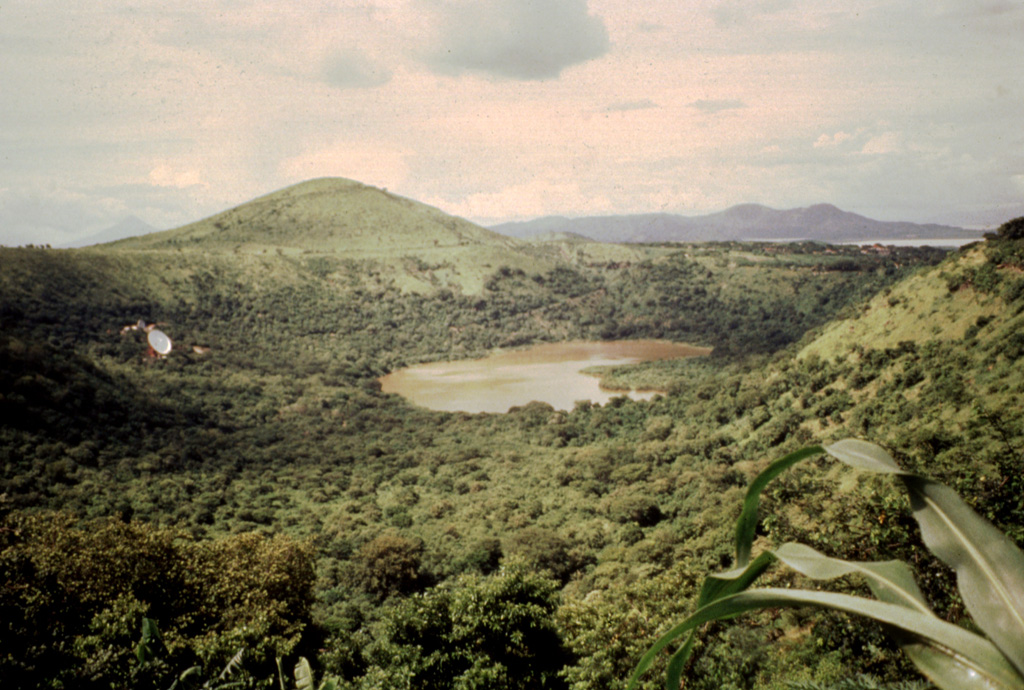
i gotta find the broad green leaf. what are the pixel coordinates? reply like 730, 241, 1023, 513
294, 657, 314, 690
735, 445, 823, 566
697, 551, 776, 608
135, 617, 165, 664
210, 648, 245, 688
652, 550, 779, 680
658, 448, 824, 681
826, 440, 1024, 677
168, 666, 202, 690
902, 475, 1024, 677
772, 542, 990, 687
825, 439, 903, 474
897, 633, 1013, 690
628, 589, 1024, 690
635, 441, 1024, 690
773, 542, 930, 613
276, 657, 287, 690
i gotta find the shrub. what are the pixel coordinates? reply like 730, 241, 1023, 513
995, 217, 1024, 241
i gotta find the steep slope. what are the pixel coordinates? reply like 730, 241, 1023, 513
494, 204, 981, 244
770, 225, 1024, 492
111, 177, 521, 255
798, 240, 1009, 358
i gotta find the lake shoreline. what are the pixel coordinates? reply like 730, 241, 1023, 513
380, 339, 710, 413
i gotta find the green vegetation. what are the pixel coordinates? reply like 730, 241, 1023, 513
2, 201, 1023, 689
630, 440, 1024, 690
0, 512, 314, 688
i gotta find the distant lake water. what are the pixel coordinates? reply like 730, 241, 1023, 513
838, 237, 983, 248
380, 340, 710, 413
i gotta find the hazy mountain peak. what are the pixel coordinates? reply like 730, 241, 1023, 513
493, 204, 979, 244
719, 203, 776, 222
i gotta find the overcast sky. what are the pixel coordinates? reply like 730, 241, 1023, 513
2, 0, 1022, 246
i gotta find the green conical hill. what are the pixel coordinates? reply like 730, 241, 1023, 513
110, 178, 521, 255
99, 177, 662, 294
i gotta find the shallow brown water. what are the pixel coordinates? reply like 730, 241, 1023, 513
379, 340, 709, 413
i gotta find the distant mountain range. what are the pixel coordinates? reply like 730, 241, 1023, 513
67, 187, 984, 252
491, 204, 984, 244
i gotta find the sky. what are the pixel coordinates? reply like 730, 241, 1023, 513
2, 0, 1023, 246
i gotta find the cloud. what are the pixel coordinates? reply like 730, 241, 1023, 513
710, 0, 788, 26
0, 188, 100, 246
322, 50, 393, 89
635, 20, 669, 33
813, 131, 853, 148
604, 99, 659, 112
861, 131, 903, 155
3, 0, 1022, 240
148, 164, 207, 189
424, 177, 613, 224
426, 0, 610, 80
689, 99, 746, 113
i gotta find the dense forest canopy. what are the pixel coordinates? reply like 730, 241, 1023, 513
2, 205, 1024, 690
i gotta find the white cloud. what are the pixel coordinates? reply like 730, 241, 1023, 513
861, 131, 903, 155
148, 164, 207, 189
424, 178, 614, 224
604, 99, 659, 112
813, 131, 853, 148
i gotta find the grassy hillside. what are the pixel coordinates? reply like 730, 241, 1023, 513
110, 178, 518, 254
799, 241, 1000, 355
104, 177, 669, 295
2, 183, 1021, 690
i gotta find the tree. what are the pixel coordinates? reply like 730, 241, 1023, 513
357, 563, 570, 690
996, 217, 1024, 241
504, 527, 578, 583
0, 512, 316, 689
353, 533, 425, 599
